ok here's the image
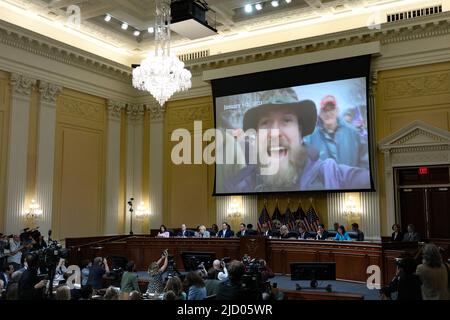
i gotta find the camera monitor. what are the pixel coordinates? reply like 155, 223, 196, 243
181, 251, 217, 272
290, 262, 336, 281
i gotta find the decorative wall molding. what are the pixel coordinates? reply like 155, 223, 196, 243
378, 120, 450, 233
166, 104, 212, 125
126, 104, 145, 121
0, 21, 131, 83
146, 103, 165, 121
10, 73, 36, 96
59, 97, 104, 122
384, 71, 450, 99
107, 100, 126, 120
39, 81, 62, 104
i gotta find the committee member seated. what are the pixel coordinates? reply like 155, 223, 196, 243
217, 222, 233, 238
298, 225, 310, 240
156, 225, 170, 238
236, 223, 247, 237
391, 224, 404, 242
351, 223, 365, 241
403, 224, 421, 242
334, 225, 351, 241
195, 225, 210, 238
260, 223, 273, 237
315, 224, 329, 240
246, 224, 258, 236
177, 224, 194, 238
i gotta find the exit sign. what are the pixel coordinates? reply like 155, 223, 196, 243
418, 167, 429, 175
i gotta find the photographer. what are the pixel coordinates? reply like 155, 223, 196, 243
380, 256, 422, 300
18, 254, 47, 300
212, 259, 228, 281
259, 259, 275, 283
7, 235, 23, 271
216, 260, 260, 300
146, 249, 168, 294
86, 257, 110, 290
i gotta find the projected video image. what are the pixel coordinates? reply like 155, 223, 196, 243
215, 77, 371, 194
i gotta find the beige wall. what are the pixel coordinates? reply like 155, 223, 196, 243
0, 71, 10, 232
52, 89, 107, 239
375, 61, 450, 235
164, 96, 216, 228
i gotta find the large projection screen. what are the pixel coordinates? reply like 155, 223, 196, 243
212, 55, 374, 195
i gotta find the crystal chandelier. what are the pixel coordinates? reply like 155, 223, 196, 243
132, 0, 192, 106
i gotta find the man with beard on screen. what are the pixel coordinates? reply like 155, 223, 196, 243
222, 88, 370, 193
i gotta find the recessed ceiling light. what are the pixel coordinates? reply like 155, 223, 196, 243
148, 26, 154, 33
244, 4, 253, 13
133, 30, 141, 36
104, 14, 112, 22
255, 3, 263, 11
121, 22, 128, 30
285, 0, 292, 4
271, 1, 279, 7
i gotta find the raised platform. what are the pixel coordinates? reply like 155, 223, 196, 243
65, 235, 418, 285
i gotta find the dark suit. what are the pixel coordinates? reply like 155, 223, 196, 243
316, 231, 329, 240
177, 230, 194, 237
298, 232, 310, 240
236, 230, 248, 237
403, 232, 420, 242
391, 232, 404, 242
217, 229, 233, 238
261, 230, 279, 237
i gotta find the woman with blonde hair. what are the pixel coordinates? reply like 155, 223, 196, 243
146, 249, 168, 294
416, 243, 450, 300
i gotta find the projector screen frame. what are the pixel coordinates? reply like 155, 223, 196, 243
211, 55, 376, 196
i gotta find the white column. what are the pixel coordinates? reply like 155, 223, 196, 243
125, 104, 144, 234
216, 196, 234, 225
104, 100, 126, 235
5, 73, 36, 234
35, 81, 61, 236
148, 104, 164, 229
326, 193, 345, 230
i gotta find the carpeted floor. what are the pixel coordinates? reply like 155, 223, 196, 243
136, 271, 381, 300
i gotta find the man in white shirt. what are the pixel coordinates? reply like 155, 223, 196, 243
7, 235, 23, 270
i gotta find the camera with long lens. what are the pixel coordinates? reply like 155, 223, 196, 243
33, 240, 70, 269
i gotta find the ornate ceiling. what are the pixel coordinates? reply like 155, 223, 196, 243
0, 0, 446, 64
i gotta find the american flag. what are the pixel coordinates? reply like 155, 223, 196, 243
257, 205, 271, 232
271, 204, 282, 225
305, 206, 320, 232
284, 206, 296, 231
294, 204, 309, 230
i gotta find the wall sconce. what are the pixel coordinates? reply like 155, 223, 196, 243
135, 201, 150, 219
343, 196, 360, 216
24, 199, 43, 220
227, 201, 242, 219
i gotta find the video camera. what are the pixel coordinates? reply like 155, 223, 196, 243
33, 240, 70, 269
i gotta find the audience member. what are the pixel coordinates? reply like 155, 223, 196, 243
259, 260, 275, 283
351, 223, 365, 241
216, 260, 260, 300
120, 261, 139, 293
205, 268, 221, 296
129, 290, 141, 300
81, 259, 91, 286
79, 285, 93, 300
104, 286, 119, 300
0, 263, 14, 290
403, 224, 420, 242
55, 285, 71, 300
18, 254, 47, 300
185, 271, 206, 300
146, 250, 168, 294
334, 225, 351, 241
163, 276, 186, 300
381, 257, 422, 300
316, 224, 329, 240
416, 243, 450, 300
86, 257, 110, 290
5, 270, 21, 300
7, 235, 22, 271
391, 224, 404, 242
157, 225, 170, 238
